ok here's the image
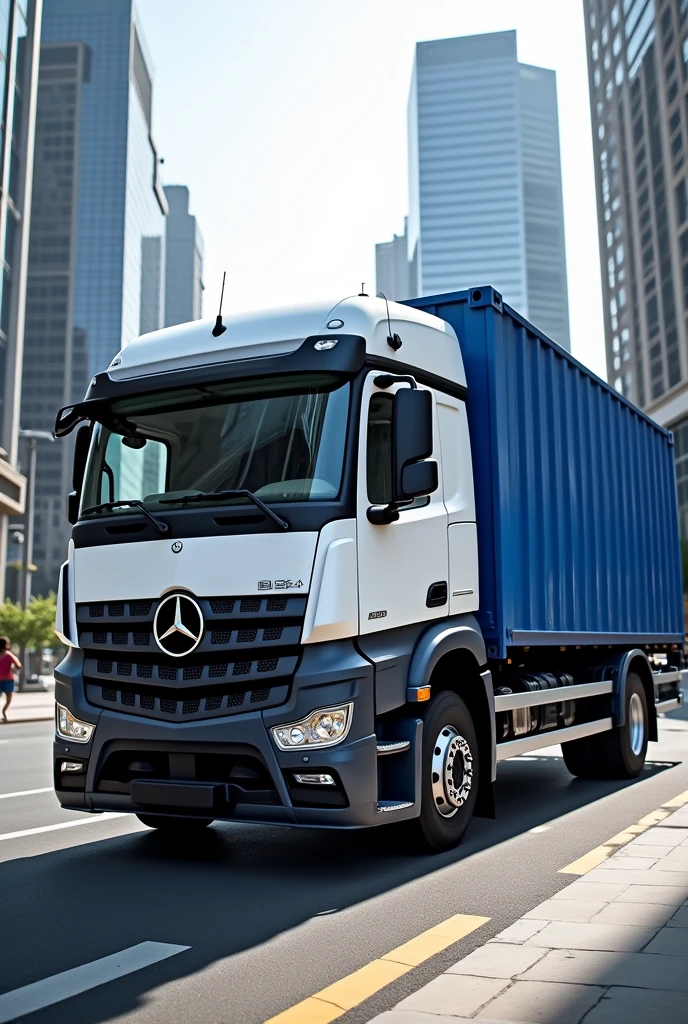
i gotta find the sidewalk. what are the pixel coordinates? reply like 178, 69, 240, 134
371, 803, 688, 1024
1, 681, 54, 724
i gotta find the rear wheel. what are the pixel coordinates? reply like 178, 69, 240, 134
562, 671, 648, 780
136, 814, 214, 831
414, 691, 479, 852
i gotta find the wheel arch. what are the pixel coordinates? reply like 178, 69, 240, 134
615, 650, 657, 742
407, 616, 487, 691
409, 619, 495, 818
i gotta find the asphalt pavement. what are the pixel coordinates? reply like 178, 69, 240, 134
1, 707, 688, 1024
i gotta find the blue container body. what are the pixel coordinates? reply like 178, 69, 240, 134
404, 288, 684, 659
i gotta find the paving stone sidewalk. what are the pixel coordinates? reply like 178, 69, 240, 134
370, 803, 688, 1024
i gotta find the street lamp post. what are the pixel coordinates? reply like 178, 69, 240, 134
17, 429, 54, 688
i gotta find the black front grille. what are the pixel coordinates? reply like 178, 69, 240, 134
130, 601, 152, 616
85, 681, 290, 722
78, 593, 305, 721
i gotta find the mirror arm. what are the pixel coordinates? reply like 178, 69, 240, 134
373, 373, 417, 390
366, 503, 401, 525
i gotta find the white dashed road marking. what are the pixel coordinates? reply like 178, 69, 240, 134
0, 787, 54, 800
0, 941, 190, 1022
0, 812, 129, 842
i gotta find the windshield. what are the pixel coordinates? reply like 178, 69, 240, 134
81, 373, 351, 514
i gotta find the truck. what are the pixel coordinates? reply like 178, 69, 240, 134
52, 286, 685, 852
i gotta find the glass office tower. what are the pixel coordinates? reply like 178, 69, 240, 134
0, 0, 42, 599
407, 31, 571, 349
163, 185, 203, 327
21, 0, 167, 596
583, 1, 688, 538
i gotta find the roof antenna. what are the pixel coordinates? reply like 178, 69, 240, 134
212, 271, 227, 337
358, 282, 368, 296
377, 291, 402, 351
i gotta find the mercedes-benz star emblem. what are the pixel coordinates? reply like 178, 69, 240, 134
153, 593, 203, 657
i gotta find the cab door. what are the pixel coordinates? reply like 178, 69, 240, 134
357, 372, 449, 633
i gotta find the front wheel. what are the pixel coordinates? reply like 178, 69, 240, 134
562, 671, 648, 780
136, 814, 214, 831
414, 691, 479, 852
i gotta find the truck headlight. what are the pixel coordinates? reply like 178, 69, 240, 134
271, 703, 353, 750
56, 703, 94, 743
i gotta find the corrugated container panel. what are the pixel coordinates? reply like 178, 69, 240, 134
405, 288, 684, 659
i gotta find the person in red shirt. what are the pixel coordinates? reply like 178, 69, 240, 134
0, 637, 21, 722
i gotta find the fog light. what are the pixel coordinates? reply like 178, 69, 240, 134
56, 703, 94, 743
60, 761, 84, 773
293, 773, 336, 785
272, 703, 353, 750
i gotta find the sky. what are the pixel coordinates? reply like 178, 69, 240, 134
135, 0, 606, 378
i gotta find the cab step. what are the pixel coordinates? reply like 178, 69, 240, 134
376, 800, 414, 813
376, 740, 411, 756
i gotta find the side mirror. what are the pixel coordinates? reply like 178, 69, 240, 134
393, 387, 438, 502
68, 423, 91, 524
67, 491, 80, 525
400, 459, 438, 498
72, 423, 91, 492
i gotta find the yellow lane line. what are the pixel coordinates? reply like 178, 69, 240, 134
263, 913, 490, 1024
559, 787, 688, 875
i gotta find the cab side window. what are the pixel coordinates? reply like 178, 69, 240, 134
366, 393, 393, 504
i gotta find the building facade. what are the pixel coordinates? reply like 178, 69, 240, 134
0, 0, 42, 598
584, 1, 688, 537
20, 0, 167, 596
375, 218, 414, 301
163, 184, 203, 327
407, 30, 571, 348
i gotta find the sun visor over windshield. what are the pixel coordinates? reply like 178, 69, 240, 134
54, 335, 367, 436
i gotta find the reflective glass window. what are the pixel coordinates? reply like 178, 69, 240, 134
0, 0, 9, 58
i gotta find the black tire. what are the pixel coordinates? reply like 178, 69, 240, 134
562, 672, 649, 780
560, 735, 601, 778
136, 814, 214, 831
414, 690, 479, 852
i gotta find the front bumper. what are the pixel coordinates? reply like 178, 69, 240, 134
53, 641, 388, 828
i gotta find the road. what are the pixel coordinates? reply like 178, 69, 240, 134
1, 707, 688, 1024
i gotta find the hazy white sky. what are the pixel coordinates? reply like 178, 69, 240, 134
136, 0, 606, 378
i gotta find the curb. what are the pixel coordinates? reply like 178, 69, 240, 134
1, 714, 54, 725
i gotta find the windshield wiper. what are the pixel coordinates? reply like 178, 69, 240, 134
81, 500, 169, 535
158, 489, 290, 531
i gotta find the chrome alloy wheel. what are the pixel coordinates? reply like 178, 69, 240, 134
431, 725, 473, 818
628, 691, 646, 757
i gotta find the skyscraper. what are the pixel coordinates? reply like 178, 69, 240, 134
407, 30, 571, 349
375, 219, 413, 301
163, 185, 203, 327
583, 1, 688, 535
0, 0, 42, 598
20, 0, 167, 596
